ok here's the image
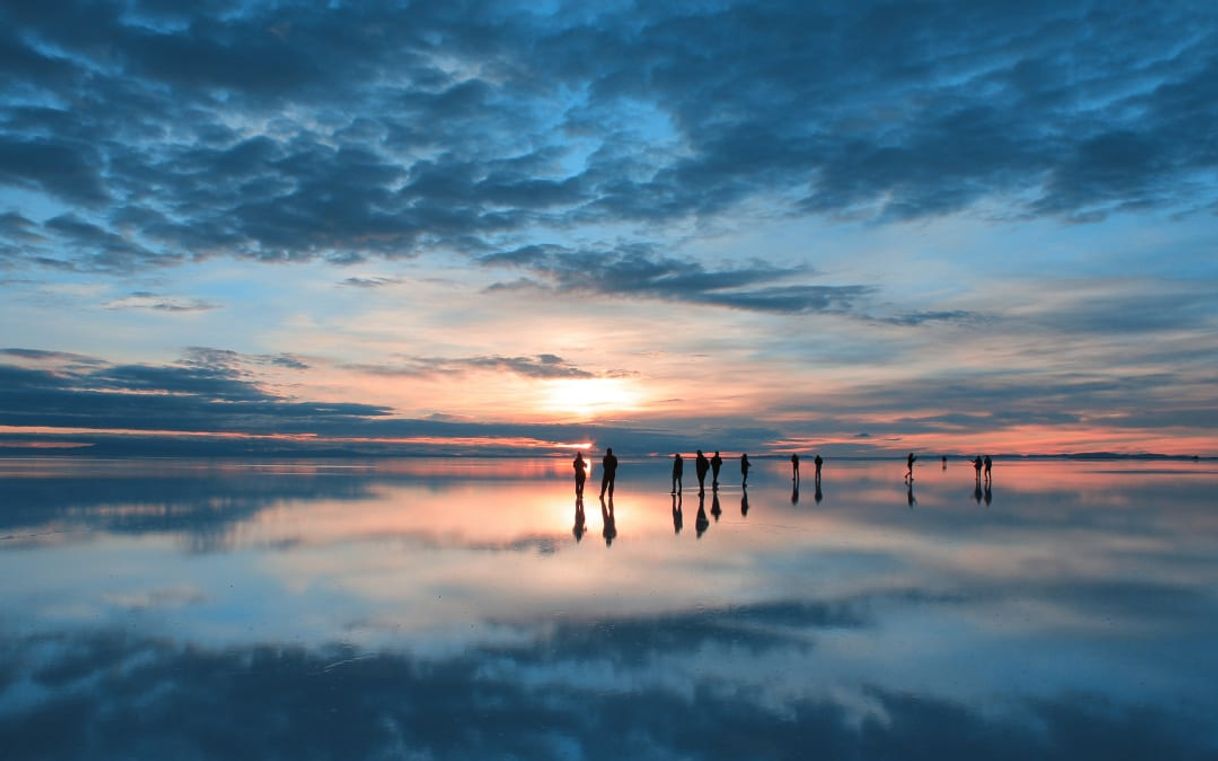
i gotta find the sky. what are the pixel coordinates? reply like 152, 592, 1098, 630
1, 0, 1216, 457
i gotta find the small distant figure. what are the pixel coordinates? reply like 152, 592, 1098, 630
905, 452, 917, 482
710, 450, 723, 490
711, 490, 721, 522
695, 492, 709, 538
813, 454, 823, 482
672, 492, 683, 534
600, 495, 616, 547
983, 455, 992, 483
599, 447, 618, 498
741, 488, 750, 517
740, 453, 751, 486
972, 455, 983, 481
573, 497, 586, 542
573, 452, 588, 498
941, 455, 947, 470
695, 449, 710, 494
671, 452, 684, 494
791, 453, 800, 483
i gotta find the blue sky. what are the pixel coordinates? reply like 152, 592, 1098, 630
1, 0, 1216, 456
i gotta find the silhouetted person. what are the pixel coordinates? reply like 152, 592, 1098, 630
711, 490, 721, 522
791, 453, 800, 483
672, 492, 683, 534
695, 492, 709, 538
984, 482, 992, 506
814, 480, 823, 504
741, 487, 750, 517
671, 452, 684, 494
710, 450, 723, 490
601, 495, 616, 547
814, 454, 823, 482
972, 456, 983, 482
907, 479, 917, 508
941, 455, 947, 470
740, 453, 751, 486
599, 447, 618, 498
983, 455, 992, 483
695, 449, 710, 494
573, 452, 588, 498
573, 497, 586, 542
905, 452, 917, 482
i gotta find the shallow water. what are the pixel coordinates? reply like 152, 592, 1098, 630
2, 456, 1217, 760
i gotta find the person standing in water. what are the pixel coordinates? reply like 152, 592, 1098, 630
695, 450, 710, 494
573, 452, 588, 498
710, 450, 723, 490
600, 447, 618, 498
671, 452, 684, 494
740, 453, 751, 487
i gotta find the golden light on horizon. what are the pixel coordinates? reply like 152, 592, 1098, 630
542, 377, 643, 419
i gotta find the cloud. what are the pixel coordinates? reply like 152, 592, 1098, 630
349, 353, 600, 380
103, 291, 219, 312
483, 243, 871, 314
0, 1, 1214, 272
338, 276, 402, 288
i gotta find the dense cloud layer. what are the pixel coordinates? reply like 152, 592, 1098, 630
2, 0, 1216, 277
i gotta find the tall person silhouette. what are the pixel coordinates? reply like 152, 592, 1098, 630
791, 453, 800, 483
671, 452, 684, 494
814, 454, 823, 482
710, 450, 723, 490
972, 456, 983, 482
573, 452, 588, 498
695, 450, 710, 494
740, 453, 751, 487
905, 452, 917, 483
983, 455, 992, 484
600, 448, 618, 498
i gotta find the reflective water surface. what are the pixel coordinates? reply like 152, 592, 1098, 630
2, 457, 1217, 760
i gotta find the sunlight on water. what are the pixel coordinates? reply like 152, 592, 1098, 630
2, 457, 1217, 759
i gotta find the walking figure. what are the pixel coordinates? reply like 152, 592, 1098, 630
740, 453, 751, 487
573, 452, 588, 498
710, 450, 723, 490
599, 447, 618, 498
695, 450, 710, 494
671, 452, 684, 494
905, 452, 917, 483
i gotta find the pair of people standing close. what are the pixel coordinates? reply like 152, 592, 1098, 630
674, 450, 729, 494
573, 448, 618, 500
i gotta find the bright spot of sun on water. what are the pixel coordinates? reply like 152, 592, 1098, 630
543, 378, 642, 418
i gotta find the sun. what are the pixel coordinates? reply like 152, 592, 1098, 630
543, 378, 642, 418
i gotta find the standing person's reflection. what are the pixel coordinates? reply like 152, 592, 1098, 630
973, 479, 983, 504
695, 450, 710, 494
741, 487, 750, 517
599, 447, 618, 499
695, 492, 709, 538
907, 480, 917, 508
672, 492, 683, 534
791, 453, 800, 483
601, 495, 617, 547
791, 482, 800, 504
740, 453, 751, 487
711, 450, 723, 490
671, 452, 684, 494
573, 497, 586, 542
814, 480, 823, 504
573, 452, 588, 498
711, 490, 722, 522
984, 482, 992, 506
